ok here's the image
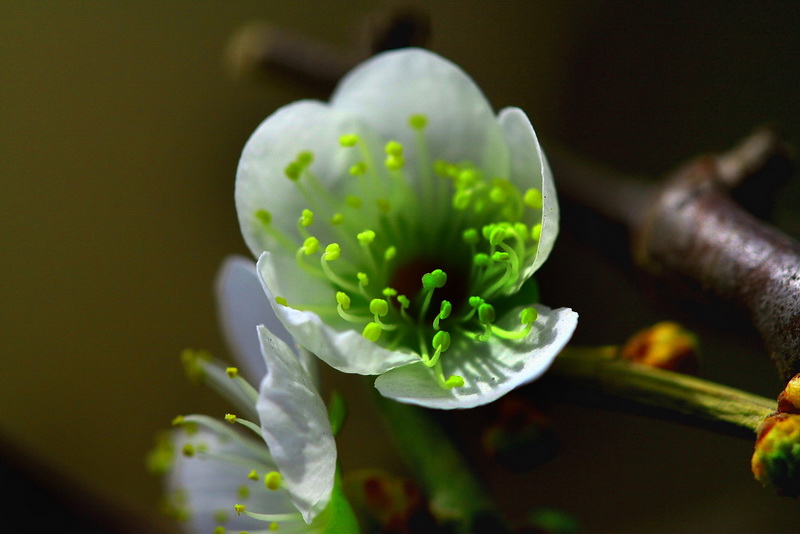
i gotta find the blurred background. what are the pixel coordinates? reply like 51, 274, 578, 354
3, 2, 800, 532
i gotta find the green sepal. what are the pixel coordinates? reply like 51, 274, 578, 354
313, 474, 360, 533
328, 391, 348, 437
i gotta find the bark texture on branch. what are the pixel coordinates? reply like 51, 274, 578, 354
550, 130, 800, 381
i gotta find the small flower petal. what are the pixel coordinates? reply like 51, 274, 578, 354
256, 325, 336, 523
374, 306, 578, 409
216, 255, 296, 381
332, 48, 509, 179
497, 106, 559, 277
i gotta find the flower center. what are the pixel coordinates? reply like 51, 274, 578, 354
253, 114, 544, 389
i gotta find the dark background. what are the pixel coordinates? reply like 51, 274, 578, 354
3, 2, 799, 532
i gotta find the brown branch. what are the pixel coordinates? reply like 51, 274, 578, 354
225, 7, 430, 86
548, 130, 800, 381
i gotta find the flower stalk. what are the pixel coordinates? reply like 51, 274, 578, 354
551, 344, 776, 434
374, 394, 511, 534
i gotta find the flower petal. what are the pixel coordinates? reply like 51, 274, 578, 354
498, 107, 559, 277
258, 251, 421, 375
216, 255, 296, 382
331, 48, 509, 179
168, 429, 293, 533
374, 305, 578, 409
256, 324, 336, 523
236, 100, 377, 258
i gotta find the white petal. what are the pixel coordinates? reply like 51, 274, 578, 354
168, 429, 293, 533
235, 100, 376, 258
374, 305, 578, 409
332, 48, 509, 179
256, 325, 336, 523
498, 107, 559, 277
258, 251, 420, 375
215, 255, 297, 382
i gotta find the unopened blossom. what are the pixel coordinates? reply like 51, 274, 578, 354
236, 48, 578, 409
157, 258, 357, 533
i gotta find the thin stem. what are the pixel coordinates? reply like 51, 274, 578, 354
374, 393, 511, 534
551, 346, 776, 434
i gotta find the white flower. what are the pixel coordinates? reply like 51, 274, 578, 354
163, 257, 357, 533
236, 48, 578, 409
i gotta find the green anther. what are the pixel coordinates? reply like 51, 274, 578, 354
234, 504, 246, 516
433, 300, 452, 330
296, 150, 314, 167
213, 510, 228, 524
323, 243, 340, 261
363, 322, 382, 342
226, 367, 238, 378
520, 307, 538, 324
493, 251, 510, 262
331, 213, 344, 225
385, 140, 403, 156
345, 195, 362, 209
238, 485, 250, 499
357, 230, 376, 245
357, 272, 369, 286
214, 527, 226, 534
382, 287, 397, 297
432, 330, 451, 352
248, 469, 259, 481
434, 160, 452, 176
369, 299, 389, 317
422, 269, 447, 290
397, 295, 410, 309
264, 471, 282, 491
284, 161, 303, 181
275, 296, 288, 307
444, 375, 465, 389
489, 226, 507, 246
384, 245, 397, 261
335, 291, 351, 310
478, 303, 496, 324
514, 222, 528, 237
172, 415, 185, 426
531, 223, 542, 241
453, 189, 472, 210
489, 185, 508, 203
409, 114, 428, 130
339, 133, 358, 147
524, 188, 544, 209
469, 296, 484, 308
474, 253, 490, 267
302, 236, 319, 255
385, 155, 404, 170
457, 169, 478, 187
463, 228, 479, 245
377, 198, 391, 213
349, 162, 367, 176
439, 300, 452, 319
270, 523, 278, 531
300, 209, 314, 227
224, 414, 237, 424
255, 209, 271, 226
182, 443, 195, 457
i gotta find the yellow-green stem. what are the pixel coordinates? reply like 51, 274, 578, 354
552, 346, 776, 433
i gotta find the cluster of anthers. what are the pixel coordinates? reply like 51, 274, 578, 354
253, 113, 545, 390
